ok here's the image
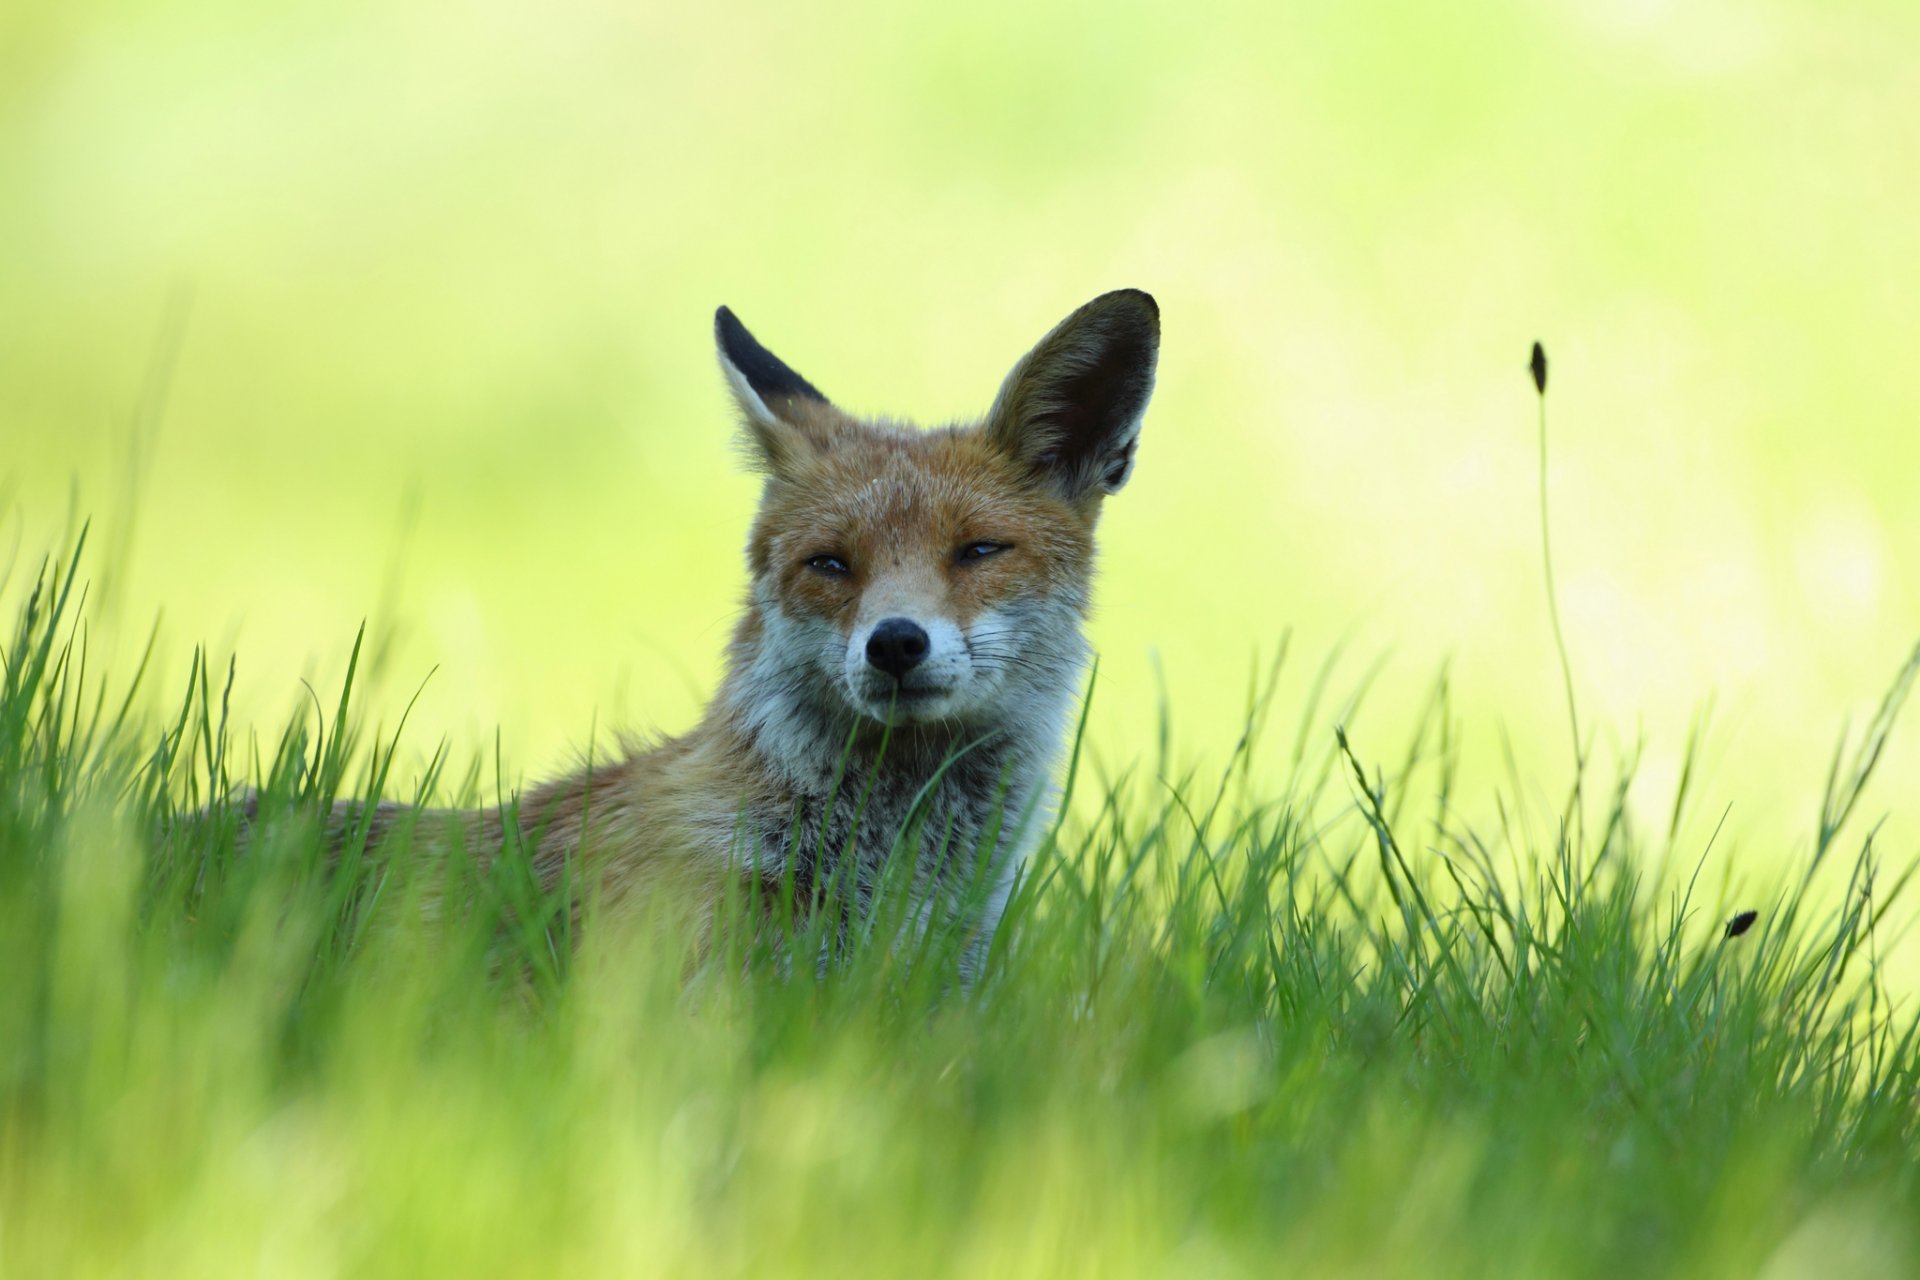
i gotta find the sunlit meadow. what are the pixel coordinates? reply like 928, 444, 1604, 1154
4, 1, 1919, 1274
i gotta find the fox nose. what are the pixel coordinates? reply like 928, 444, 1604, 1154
865, 617, 931, 679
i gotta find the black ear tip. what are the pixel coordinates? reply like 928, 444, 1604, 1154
714, 305, 762, 367
712, 305, 830, 405
1084, 290, 1159, 346
1095, 288, 1158, 319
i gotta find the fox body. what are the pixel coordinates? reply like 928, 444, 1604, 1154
353, 290, 1159, 962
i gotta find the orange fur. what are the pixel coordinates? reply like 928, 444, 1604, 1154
341, 291, 1160, 970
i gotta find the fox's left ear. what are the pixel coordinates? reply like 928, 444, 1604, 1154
715, 306, 833, 473
986, 289, 1159, 499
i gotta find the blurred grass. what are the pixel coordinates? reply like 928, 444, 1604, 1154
4, 0, 1919, 872
3, 533, 1918, 1277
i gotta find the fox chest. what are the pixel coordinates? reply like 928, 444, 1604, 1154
747, 762, 1040, 897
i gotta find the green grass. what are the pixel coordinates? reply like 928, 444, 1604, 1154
2, 532, 1917, 1279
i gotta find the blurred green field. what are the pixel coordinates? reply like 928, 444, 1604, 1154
2, 540, 1916, 1278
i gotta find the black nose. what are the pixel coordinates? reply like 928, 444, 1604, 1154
865, 617, 931, 679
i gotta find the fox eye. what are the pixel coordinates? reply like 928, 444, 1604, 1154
805, 554, 851, 577
956, 541, 1011, 564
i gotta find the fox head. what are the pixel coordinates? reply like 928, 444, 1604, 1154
714, 290, 1158, 755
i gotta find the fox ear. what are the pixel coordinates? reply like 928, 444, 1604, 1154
986, 289, 1159, 499
715, 306, 831, 472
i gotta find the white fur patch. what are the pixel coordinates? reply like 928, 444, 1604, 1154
720, 358, 782, 433
726, 583, 850, 787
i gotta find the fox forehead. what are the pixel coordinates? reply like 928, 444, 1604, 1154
746, 422, 1094, 598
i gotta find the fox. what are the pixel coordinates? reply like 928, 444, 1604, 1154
323, 288, 1160, 968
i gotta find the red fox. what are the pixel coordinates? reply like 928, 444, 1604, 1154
334, 289, 1159, 964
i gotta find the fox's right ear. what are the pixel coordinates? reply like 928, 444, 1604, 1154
715, 306, 832, 474
986, 289, 1159, 501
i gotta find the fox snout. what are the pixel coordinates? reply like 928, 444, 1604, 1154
844, 612, 978, 723
865, 618, 930, 678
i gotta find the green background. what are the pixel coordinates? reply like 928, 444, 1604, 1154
6, 0, 1918, 877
